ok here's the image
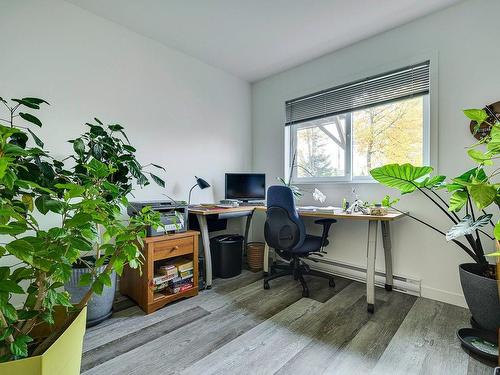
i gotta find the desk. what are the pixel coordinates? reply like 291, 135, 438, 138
190, 205, 405, 313
189, 206, 255, 288
255, 206, 405, 312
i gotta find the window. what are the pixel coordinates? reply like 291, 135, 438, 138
286, 62, 430, 183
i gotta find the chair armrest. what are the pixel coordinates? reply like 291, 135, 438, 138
314, 219, 337, 248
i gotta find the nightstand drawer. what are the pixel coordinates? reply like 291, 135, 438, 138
153, 236, 193, 260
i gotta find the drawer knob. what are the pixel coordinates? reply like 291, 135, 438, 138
171, 245, 179, 251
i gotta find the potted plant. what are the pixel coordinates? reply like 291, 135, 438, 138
0, 96, 162, 374
369, 108, 500, 338
63, 120, 165, 326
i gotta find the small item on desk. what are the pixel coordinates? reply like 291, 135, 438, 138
346, 199, 370, 215
369, 204, 388, 216
218, 199, 240, 208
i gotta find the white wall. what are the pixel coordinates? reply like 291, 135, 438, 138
251, 0, 500, 306
0, 0, 252, 204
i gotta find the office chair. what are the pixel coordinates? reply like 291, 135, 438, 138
263, 185, 337, 298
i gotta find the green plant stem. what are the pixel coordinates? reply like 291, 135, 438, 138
390, 206, 480, 263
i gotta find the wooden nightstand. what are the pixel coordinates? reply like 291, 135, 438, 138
120, 230, 199, 314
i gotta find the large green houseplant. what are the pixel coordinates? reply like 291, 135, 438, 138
0, 96, 162, 371
64, 119, 165, 326
370, 107, 500, 333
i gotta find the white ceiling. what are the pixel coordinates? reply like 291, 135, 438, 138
66, 0, 462, 82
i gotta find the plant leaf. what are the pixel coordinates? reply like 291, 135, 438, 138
446, 214, 492, 241
370, 163, 433, 194
149, 173, 165, 187
463, 109, 489, 125
26, 128, 44, 147
467, 149, 493, 166
468, 183, 497, 209
448, 190, 468, 212
18, 112, 42, 127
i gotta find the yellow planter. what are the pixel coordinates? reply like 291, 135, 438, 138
0, 307, 87, 375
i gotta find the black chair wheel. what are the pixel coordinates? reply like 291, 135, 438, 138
367, 304, 374, 313
329, 278, 335, 288
302, 290, 310, 298
263, 281, 270, 290
384, 283, 393, 291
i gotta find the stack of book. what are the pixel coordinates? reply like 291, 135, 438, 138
153, 258, 194, 294
166, 258, 194, 294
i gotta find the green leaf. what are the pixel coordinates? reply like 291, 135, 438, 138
18, 112, 42, 127
0, 303, 17, 321
151, 163, 166, 171
69, 237, 93, 252
11, 98, 39, 110
149, 173, 165, 188
10, 334, 32, 358
370, 163, 433, 194
418, 175, 446, 189
78, 273, 93, 286
98, 272, 112, 287
468, 183, 497, 209
113, 258, 125, 276
0, 280, 24, 294
87, 158, 109, 178
467, 149, 493, 165
72, 138, 85, 157
463, 109, 489, 125
5, 239, 34, 264
22, 97, 49, 106
495, 221, 500, 241
91, 279, 104, 294
65, 212, 92, 228
448, 190, 468, 212
26, 128, 44, 147
0, 267, 9, 280
35, 196, 63, 214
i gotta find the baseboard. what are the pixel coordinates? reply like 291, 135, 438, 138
302, 257, 421, 297
421, 285, 467, 308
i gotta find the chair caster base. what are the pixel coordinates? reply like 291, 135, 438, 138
367, 304, 374, 313
263, 272, 268, 277
206, 285, 212, 290
385, 284, 393, 291
263, 281, 270, 290
329, 278, 335, 288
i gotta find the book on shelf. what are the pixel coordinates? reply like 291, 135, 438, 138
179, 269, 193, 279
166, 257, 194, 273
154, 274, 177, 285
158, 264, 178, 278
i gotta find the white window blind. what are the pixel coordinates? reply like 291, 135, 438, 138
285, 61, 430, 126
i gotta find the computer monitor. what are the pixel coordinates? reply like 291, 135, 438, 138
225, 173, 265, 201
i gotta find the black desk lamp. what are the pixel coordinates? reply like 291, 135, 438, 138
188, 176, 210, 205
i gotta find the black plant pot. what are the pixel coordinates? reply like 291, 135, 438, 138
459, 263, 500, 332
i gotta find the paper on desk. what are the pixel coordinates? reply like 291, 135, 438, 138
297, 206, 340, 213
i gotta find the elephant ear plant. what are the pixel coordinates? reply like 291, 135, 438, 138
369, 108, 499, 270
0, 97, 163, 362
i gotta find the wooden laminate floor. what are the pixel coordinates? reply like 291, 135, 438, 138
81, 270, 495, 375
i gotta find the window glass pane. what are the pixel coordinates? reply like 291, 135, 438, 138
352, 96, 424, 177
295, 115, 347, 178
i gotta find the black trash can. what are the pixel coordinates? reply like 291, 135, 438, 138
210, 235, 244, 279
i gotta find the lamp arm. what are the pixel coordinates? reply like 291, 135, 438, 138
188, 183, 197, 206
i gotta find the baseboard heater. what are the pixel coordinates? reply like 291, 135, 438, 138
302, 256, 421, 297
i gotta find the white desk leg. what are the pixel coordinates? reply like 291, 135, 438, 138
366, 220, 378, 313
197, 214, 212, 289
381, 221, 393, 291
263, 242, 270, 275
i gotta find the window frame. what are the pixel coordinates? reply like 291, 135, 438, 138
285, 93, 431, 184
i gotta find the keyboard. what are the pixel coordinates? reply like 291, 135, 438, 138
239, 201, 265, 207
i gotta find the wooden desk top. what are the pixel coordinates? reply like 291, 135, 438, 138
188, 205, 404, 221
188, 206, 255, 216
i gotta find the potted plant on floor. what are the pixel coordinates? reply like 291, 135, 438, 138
0, 96, 162, 374
369, 107, 500, 360
63, 119, 166, 326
